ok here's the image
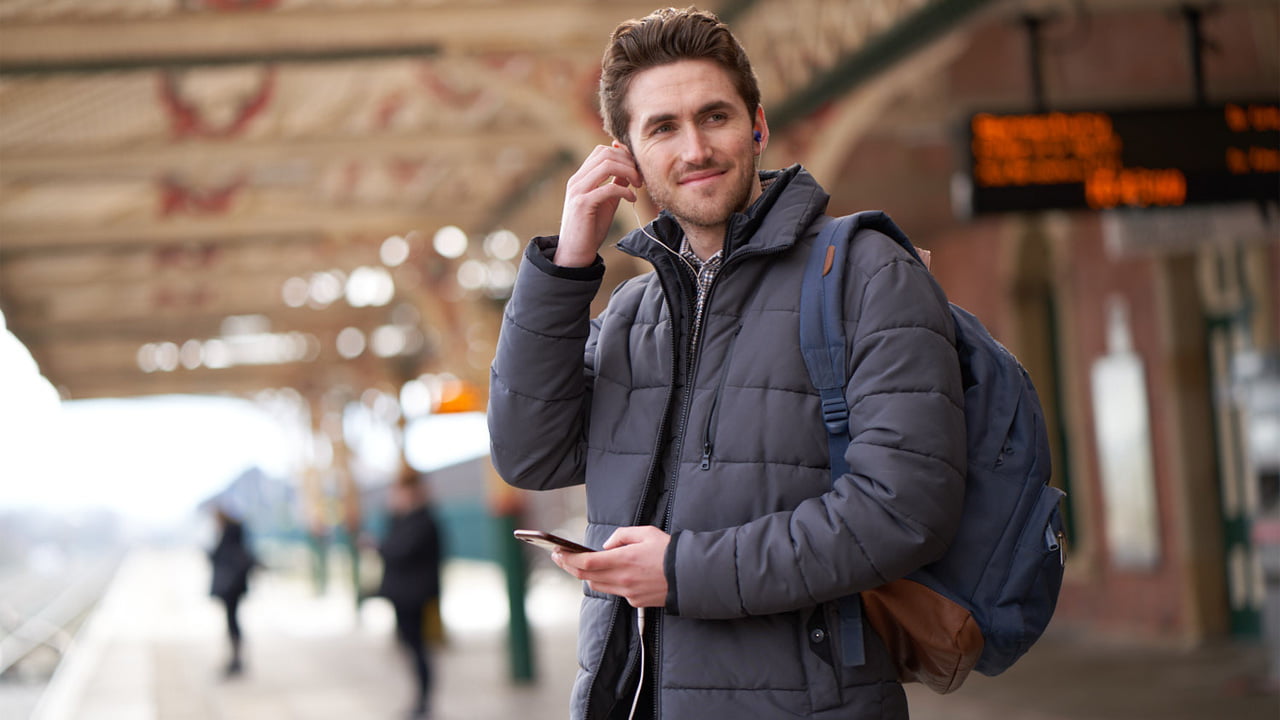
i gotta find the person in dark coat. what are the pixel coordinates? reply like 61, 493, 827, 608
487, 8, 966, 719
377, 474, 444, 719
209, 507, 257, 677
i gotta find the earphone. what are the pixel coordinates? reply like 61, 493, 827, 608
754, 130, 762, 142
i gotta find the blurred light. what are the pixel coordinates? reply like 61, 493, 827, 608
137, 344, 158, 373
371, 390, 402, 424
136, 330, 320, 373
336, 327, 366, 359
370, 325, 407, 357
400, 379, 433, 418
180, 340, 203, 369
282, 276, 309, 308
221, 314, 271, 336
486, 259, 517, 293
434, 225, 469, 258
297, 333, 322, 362
203, 338, 231, 369
380, 234, 411, 267
309, 271, 344, 308
346, 266, 395, 308
457, 259, 488, 290
484, 230, 522, 261
155, 342, 180, 372
435, 375, 482, 413
286, 332, 308, 362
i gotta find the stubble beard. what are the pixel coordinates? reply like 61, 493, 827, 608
647, 160, 757, 231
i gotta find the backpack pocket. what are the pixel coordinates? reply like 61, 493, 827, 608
862, 578, 983, 694
979, 483, 1066, 675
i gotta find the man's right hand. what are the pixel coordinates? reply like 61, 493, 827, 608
555, 144, 644, 267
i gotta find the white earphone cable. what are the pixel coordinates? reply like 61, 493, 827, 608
627, 607, 647, 720
628, 202, 698, 276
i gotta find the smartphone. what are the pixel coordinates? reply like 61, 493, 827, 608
513, 529, 595, 554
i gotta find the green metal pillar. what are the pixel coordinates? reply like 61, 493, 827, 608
308, 532, 329, 594
496, 512, 536, 683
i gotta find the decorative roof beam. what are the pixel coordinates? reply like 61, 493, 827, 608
0, 3, 658, 75
768, 0, 998, 132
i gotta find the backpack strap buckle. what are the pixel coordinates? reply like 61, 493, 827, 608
819, 390, 849, 436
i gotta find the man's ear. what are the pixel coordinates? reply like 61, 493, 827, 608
752, 104, 770, 156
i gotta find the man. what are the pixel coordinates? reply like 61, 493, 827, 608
488, 7, 966, 719
377, 474, 444, 719
209, 506, 256, 678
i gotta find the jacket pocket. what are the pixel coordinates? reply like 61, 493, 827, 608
801, 603, 844, 712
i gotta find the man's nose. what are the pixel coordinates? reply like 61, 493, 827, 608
679, 128, 714, 165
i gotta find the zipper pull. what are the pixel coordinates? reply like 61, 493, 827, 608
700, 442, 712, 470
1046, 526, 1065, 566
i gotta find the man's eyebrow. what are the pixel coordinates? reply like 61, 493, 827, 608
639, 100, 739, 131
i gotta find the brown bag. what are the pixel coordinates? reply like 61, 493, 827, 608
861, 578, 985, 694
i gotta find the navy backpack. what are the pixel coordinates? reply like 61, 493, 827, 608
800, 211, 1067, 694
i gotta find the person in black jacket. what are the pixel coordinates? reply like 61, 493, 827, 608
209, 507, 257, 677
487, 7, 965, 719
377, 473, 444, 719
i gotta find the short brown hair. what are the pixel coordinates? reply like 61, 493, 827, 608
599, 7, 761, 145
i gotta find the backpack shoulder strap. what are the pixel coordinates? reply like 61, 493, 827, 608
800, 210, 923, 482
800, 214, 857, 483
800, 210, 930, 669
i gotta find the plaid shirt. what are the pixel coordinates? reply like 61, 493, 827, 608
676, 177, 769, 357
679, 239, 723, 358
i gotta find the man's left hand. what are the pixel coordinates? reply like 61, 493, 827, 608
553, 525, 670, 608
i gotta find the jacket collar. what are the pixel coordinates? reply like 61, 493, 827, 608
617, 164, 830, 265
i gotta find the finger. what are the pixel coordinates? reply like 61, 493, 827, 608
610, 142, 644, 188
569, 147, 642, 193
566, 182, 636, 216
588, 178, 638, 204
573, 162, 641, 198
602, 525, 655, 550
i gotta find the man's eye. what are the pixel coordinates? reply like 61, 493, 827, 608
654, 124, 675, 134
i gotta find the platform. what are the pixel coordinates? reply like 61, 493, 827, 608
25, 546, 1279, 720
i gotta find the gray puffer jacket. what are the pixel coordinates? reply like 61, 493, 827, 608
489, 165, 966, 719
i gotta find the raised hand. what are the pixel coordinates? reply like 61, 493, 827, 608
555, 143, 645, 267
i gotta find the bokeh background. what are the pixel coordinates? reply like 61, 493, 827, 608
1, 1, 1277, 718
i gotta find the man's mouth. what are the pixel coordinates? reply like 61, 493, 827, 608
678, 169, 725, 186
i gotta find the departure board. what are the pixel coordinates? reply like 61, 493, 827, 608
964, 101, 1279, 214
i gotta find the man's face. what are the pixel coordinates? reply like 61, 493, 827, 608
624, 59, 764, 237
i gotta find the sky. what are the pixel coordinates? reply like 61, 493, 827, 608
0, 309, 490, 529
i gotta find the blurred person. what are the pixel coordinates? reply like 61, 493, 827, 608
209, 506, 257, 677
376, 471, 444, 720
487, 7, 965, 720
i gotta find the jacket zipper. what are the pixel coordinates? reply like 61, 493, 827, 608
581, 254, 685, 720
595, 225, 796, 719
700, 322, 744, 470
653, 241, 794, 720
651, 256, 706, 720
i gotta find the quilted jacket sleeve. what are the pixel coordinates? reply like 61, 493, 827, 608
487, 237, 604, 491
672, 231, 967, 618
